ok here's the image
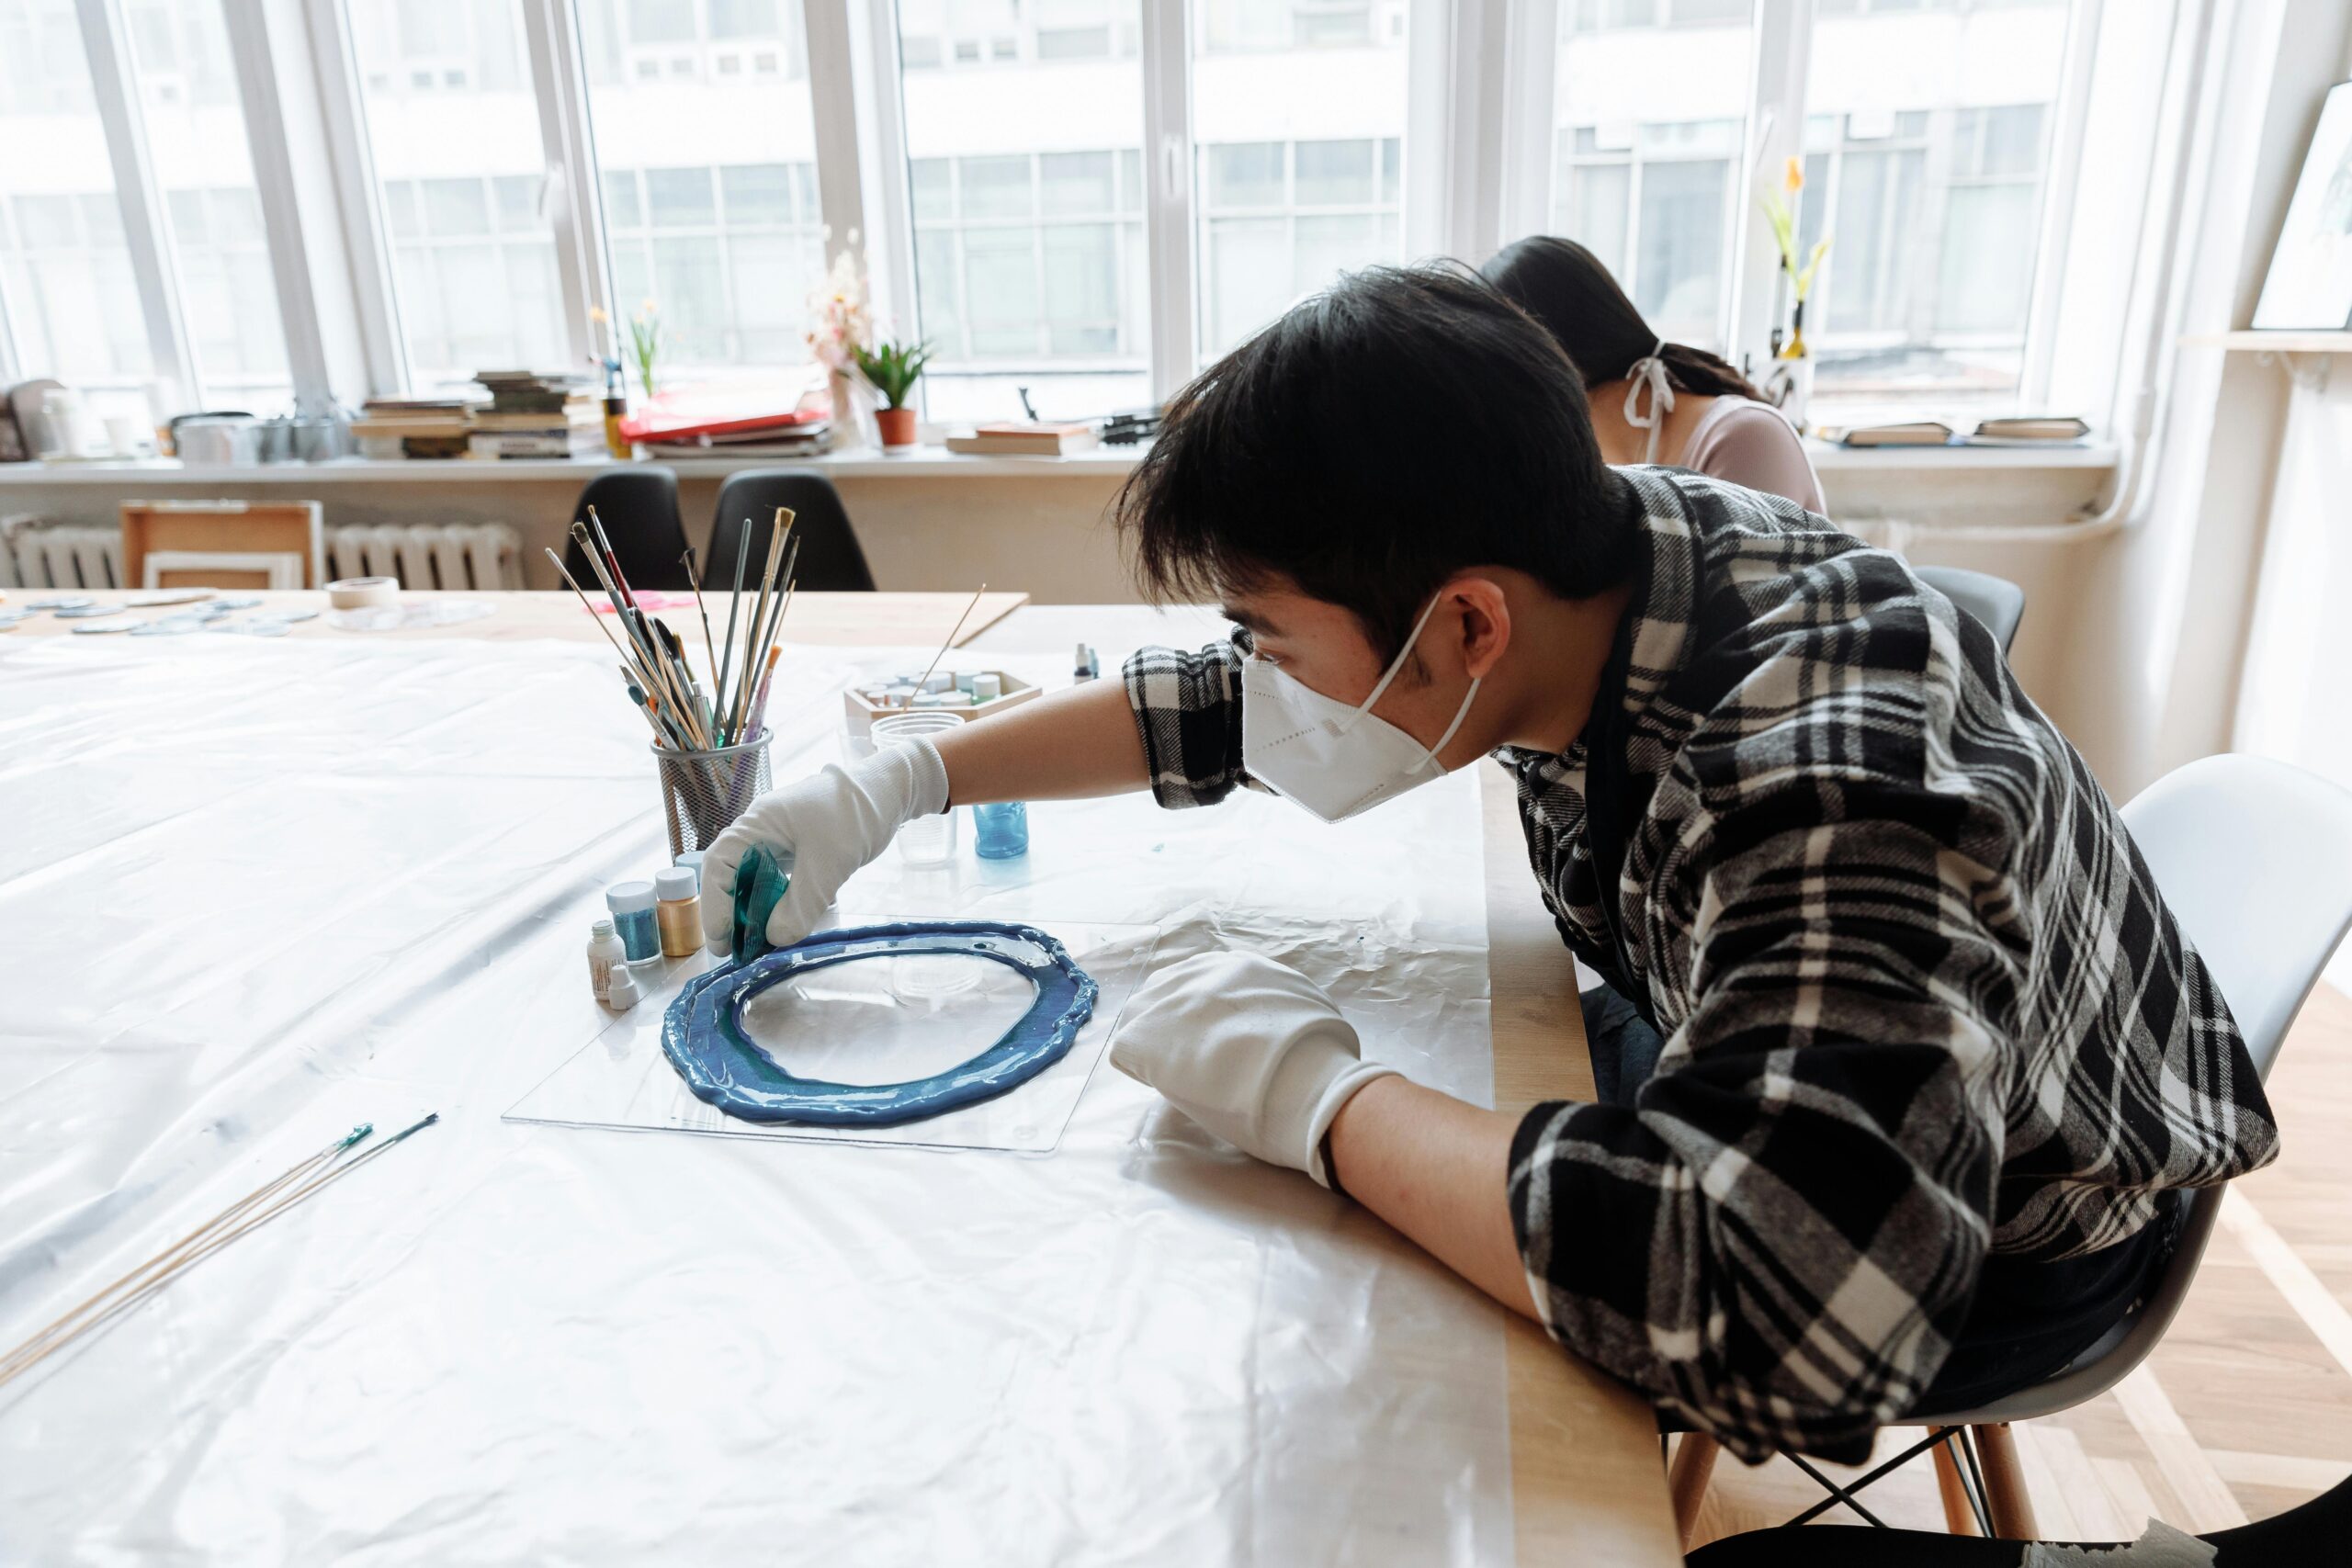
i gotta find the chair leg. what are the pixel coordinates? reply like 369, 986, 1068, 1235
1973, 1424, 2038, 1539
1930, 1430, 1983, 1535
1668, 1432, 1720, 1547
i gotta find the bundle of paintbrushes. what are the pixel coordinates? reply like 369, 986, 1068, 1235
0, 1114, 438, 1392
548, 505, 800, 752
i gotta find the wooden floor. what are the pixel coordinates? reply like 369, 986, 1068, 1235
1690, 980, 2352, 1548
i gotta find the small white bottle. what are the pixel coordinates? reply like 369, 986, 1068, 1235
605, 964, 641, 1010
587, 918, 627, 1002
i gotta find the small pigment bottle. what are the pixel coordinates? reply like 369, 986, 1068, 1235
586, 918, 626, 1002
605, 881, 660, 961
673, 849, 707, 889
654, 866, 702, 958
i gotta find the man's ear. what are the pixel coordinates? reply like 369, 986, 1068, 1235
1451, 577, 1512, 680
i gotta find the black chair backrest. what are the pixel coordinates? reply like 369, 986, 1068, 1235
707, 469, 876, 593
564, 467, 691, 592
1916, 565, 2027, 653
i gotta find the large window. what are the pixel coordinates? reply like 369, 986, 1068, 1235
122, 0, 293, 410
0, 0, 152, 423
1193, 1, 1409, 361
1794, 0, 2070, 403
0, 0, 2137, 442
577, 0, 824, 389
896, 1, 1149, 423
1551, 4, 1756, 354
348, 0, 567, 394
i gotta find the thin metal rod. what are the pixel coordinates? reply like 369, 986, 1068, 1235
907, 583, 987, 706
1773, 1428, 1952, 1529
1957, 1428, 1996, 1537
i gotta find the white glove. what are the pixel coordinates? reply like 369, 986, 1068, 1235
699, 738, 951, 956
1110, 952, 1398, 1189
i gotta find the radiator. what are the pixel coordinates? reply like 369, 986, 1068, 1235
2, 517, 526, 594
0, 516, 121, 590
327, 524, 524, 591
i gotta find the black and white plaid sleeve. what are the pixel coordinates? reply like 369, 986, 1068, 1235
1121, 637, 1252, 808
1510, 791, 2009, 1464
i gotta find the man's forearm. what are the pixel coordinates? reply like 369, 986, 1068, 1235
1327, 1077, 1538, 1320
931, 675, 1149, 805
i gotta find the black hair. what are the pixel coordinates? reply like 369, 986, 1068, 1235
1481, 235, 1765, 403
1114, 263, 1639, 667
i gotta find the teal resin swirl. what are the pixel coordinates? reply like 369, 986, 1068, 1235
662, 921, 1099, 1126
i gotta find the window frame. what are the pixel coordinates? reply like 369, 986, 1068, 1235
1544, 0, 2109, 418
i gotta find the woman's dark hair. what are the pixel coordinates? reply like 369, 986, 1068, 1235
1114, 263, 1640, 666
1482, 235, 1765, 402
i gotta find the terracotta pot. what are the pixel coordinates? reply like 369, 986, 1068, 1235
875, 406, 918, 448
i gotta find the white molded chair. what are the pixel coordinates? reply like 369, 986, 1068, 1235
1671, 753, 2352, 1542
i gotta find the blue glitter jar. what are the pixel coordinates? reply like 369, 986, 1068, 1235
605, 880, 661, 960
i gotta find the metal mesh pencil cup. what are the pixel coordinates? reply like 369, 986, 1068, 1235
653, 731, 773, 858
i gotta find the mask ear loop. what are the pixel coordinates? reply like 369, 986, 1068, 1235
1335, 592, 1453, 734
1623, 341, 1674, 466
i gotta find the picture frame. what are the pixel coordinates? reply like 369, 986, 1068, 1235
2252, 80, 2352, 331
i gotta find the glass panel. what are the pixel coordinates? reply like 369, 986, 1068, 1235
347, 0, 566, 393
581, 0, 821, 390
1634, 155, 1729, 342
0, 0, 160, 443
1550, 6, 1754, 355
1801, 0, 2069, 406
1193, 9, 1409, 362
123, 0, 293, 410
895, 0, 1147, 422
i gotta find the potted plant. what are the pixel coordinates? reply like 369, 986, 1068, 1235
854, 338, 934, 450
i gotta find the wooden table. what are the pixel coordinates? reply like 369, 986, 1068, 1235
6, 590, 1679, 1562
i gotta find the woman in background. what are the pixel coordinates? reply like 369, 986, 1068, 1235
1483, 235, 1825, 513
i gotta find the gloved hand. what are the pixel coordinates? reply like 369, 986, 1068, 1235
699, 738, 951, 957
1110, 951, 1398, 1188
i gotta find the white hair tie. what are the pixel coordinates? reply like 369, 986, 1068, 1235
1623, 341, 1674, 466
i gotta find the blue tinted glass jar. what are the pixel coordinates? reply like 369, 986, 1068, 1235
973, 801, 1029, 860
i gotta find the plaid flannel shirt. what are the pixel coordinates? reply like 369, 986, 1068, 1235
1120, 467, 2277, 1461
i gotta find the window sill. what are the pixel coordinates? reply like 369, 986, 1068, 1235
0, 446, 1146, 486
1804, 439, 2118, 473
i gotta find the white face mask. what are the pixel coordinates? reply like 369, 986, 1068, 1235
1240, 594, 1482, 824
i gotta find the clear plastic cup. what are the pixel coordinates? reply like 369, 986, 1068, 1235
871, 710, 966, 866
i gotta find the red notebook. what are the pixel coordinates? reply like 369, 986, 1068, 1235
618, 386, 828, 444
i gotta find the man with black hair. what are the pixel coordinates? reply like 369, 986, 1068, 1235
700, 265, 2275, 1462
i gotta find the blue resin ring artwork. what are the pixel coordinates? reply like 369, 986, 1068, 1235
662, 922, 1099, 1126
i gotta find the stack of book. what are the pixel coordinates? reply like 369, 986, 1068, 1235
350, 396, 476, 460
468, 370, 604, 460
943, 421, 1100, 457
620, 388, 831, 459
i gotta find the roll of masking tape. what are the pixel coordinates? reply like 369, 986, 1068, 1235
325, 576, 401, 610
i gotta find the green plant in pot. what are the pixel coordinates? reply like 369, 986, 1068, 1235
853, 338, 933, 449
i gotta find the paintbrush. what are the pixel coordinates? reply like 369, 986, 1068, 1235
733, 513, 789, 739
584, 505, 636, 613
683, 547, 720, 704
714, 522, 753, 741
908, 584, 989, 706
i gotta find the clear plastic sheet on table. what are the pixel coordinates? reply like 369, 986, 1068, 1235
507, 918, 1160, 1153
0, 630, 1515, 1565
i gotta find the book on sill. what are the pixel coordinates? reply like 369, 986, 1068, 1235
618, 385, 828, 445
944, 422, 1100, 457
470, 403, 602, 432
1825, 417, 2093, 449
469, 430, 608, 460
640, 430, 833, 460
